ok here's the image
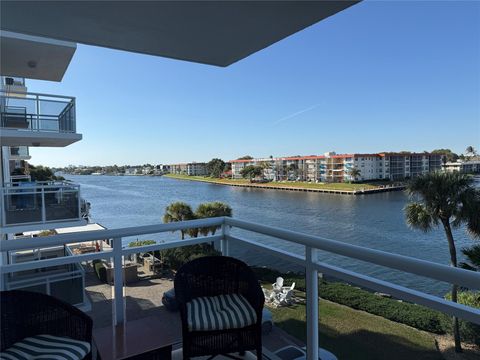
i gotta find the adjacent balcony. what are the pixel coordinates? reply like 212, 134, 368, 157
9, 146, 31, 160
0, 181, 86, 233
0, 90, 82, 147
0, 217, 479, 360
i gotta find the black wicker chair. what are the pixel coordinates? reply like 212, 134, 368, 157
0, 290, 93, 360
174, 256, 264, 360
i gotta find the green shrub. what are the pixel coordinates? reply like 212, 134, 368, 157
443, 291, 480, 345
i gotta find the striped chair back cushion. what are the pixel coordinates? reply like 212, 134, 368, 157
187, 294, 257, 331
0, 334, 91, 360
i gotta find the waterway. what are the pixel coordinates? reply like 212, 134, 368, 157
66, 175, 477, 297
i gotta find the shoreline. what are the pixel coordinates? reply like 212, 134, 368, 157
164, 174, 406, 195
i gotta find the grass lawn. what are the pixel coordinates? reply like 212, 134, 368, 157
164, 174, 386, 191
270, 296, 441, 360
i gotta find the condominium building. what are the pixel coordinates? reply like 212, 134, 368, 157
169, 162, 207, 176
230, 152, 445, 182
0, 32, 90, 309
169, 163, 188, 175
187, 162, 208, 176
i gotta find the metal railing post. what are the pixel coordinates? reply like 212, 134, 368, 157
113, 237, 125, 325
36, 94, 40, 130
41, 187, 46, 223
77, 186, 81, 219
1, 188, 6, 227
221, 221, 230, 256
306, 246, 319, 360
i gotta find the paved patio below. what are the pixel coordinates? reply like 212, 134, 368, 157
84, 267, 304, 353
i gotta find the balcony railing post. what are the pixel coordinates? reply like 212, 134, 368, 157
305, 246, 319, 360
113, 237, 125, 325
41, 187, 46, 223
36, 94, 40, 130
221, 221, 230, 256
1, 188, 6, 228
77, 186, 81, 220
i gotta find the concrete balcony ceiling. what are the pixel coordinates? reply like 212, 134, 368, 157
0, 31, 76, 81
0, 1, 359, 67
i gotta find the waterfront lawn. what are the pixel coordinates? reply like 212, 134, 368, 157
270, 297, 441, 360
164, 174, 384, 191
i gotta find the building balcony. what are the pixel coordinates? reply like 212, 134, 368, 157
9, 146, 31, 160
1, 217, 479, 360
0, 181, 87, 233
0, 90, 82, 147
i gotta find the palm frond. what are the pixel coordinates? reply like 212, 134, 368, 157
459, 262, 477, 272
404, 202, 433, 232
462, 244, 480, 269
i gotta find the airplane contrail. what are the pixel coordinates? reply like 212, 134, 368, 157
273, 103, 322, 125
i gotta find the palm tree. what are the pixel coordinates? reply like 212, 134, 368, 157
460, 244, 480, 273
195, 202, 233, 236
258, 161, 272, 179
288, 163, 298, 180
465, 146, 477, 157
405, 172, 480, 352
347, 167, 361, 182
163, 202, 195, 240
240, 165, 262, 181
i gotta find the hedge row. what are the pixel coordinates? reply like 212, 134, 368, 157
319, 282, 445, 334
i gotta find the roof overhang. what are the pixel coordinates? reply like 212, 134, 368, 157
0, 30, 76, 81
0, 130, 82, 147
0, 0, 359, 67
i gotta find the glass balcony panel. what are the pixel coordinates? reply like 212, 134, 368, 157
1, 181, 81, 226
4, 191, 42, 225
0, 91, 76, 133
44, 189, 80, 221
10, 146, 29, 157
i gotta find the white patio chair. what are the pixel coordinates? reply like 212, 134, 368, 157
272, 277, 284, 292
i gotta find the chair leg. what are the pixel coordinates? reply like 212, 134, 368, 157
256, 345, 262, 360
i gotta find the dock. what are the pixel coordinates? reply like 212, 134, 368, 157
213, 182, 406, 195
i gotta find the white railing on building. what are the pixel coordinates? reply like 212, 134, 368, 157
1, 217, 479, 360
0, 181, 82, 228
0, 90, 76, 133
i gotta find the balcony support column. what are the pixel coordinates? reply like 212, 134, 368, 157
221, 221, 230, 256
306, 246, 319, 360
113, 237, 125, 325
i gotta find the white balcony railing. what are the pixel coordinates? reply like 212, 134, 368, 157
1, 217, 479, 360
0, 90, 76, 133
0, 181, 82, 228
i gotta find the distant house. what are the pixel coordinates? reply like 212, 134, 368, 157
124, 167, 138, 175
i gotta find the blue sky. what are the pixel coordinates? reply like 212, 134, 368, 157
27, 1, 480, 167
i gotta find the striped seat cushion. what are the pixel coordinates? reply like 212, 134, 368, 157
0, 334, 91, 360
187, 294, 257, 331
